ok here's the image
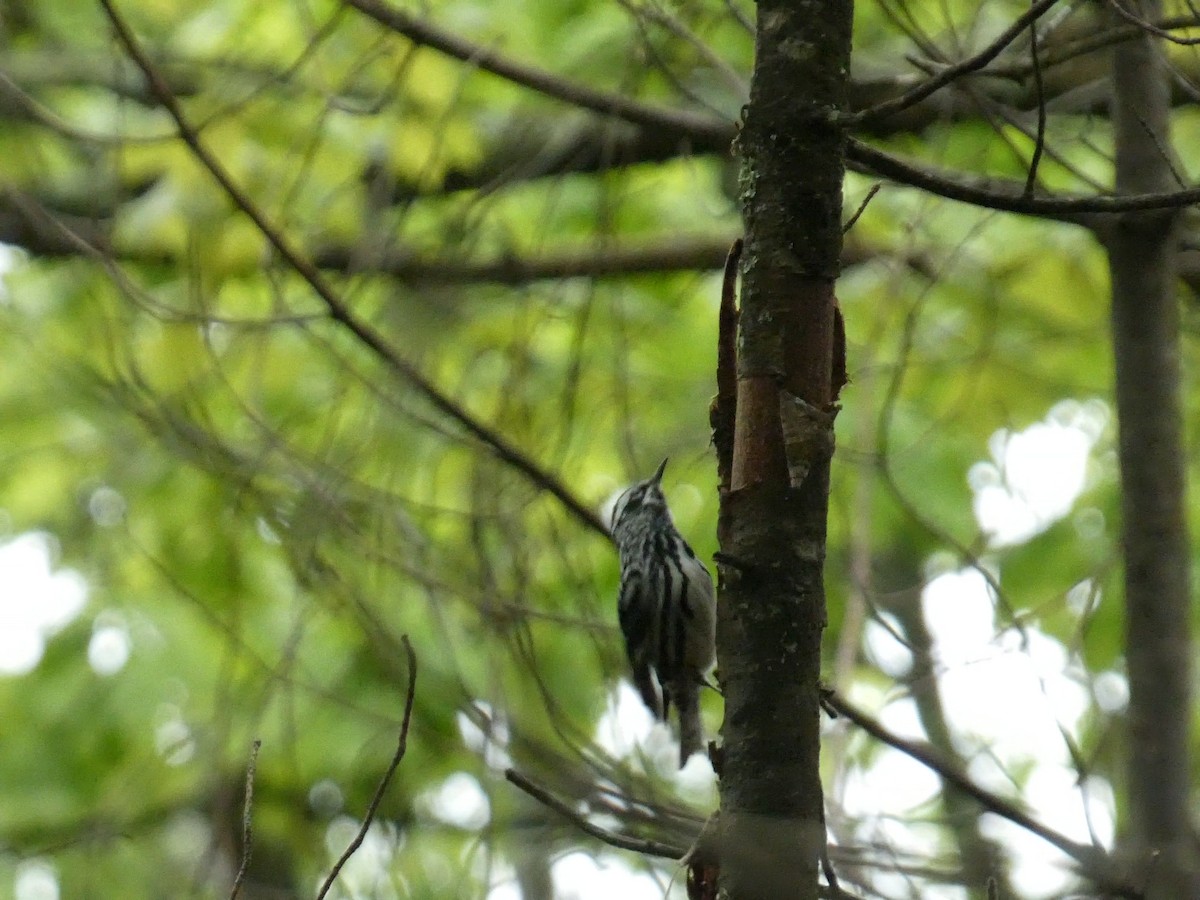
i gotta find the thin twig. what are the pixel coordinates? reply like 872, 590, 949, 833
958, 79, 1106, 194
1133, 109, 1188, 189
1023, 6, 1048, 198
820, 838, 842, 897
228, 739, 262, 900
504, 768, 687, 859
316, 636, 418, 900
846, 0, 1063, 126
842, 184, 881, 234
623, 0, 748, 97
96, 0, 611, 541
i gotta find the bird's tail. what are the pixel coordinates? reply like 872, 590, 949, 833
674, 677, 703, 767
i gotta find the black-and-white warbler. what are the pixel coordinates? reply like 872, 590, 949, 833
610, 458, 716, 767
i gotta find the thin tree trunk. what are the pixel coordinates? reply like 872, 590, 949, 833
886, 589, 1013, 898
1106, 3, 1196, 895
715, 3, 852, 898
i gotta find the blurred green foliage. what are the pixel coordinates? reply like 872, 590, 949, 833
0, 0, 1189, 897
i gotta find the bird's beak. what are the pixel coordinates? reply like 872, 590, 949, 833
652, 458, 668, 483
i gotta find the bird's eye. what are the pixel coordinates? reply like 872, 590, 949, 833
611, 489, 636, 526
611, 483, 654, 529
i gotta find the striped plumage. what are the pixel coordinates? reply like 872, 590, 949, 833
610, 458, 716, 767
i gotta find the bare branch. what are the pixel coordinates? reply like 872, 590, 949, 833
0, 189, 732, 284
615, 0, 748, 98
823, 691, 1140, 898
316, 635, 418, 900
842, 184, 881, 234
97, 0, 611, 541
1, 184, 929, 293
848, 139, 1200, 220
228, 740, 262, 900
312, 237, 735, 286
1024, 9, 1048, 197
342, 0, 731, 144
504, 768, 687, 859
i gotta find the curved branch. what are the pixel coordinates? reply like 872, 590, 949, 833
97, 0, 610, 541
317, 635, 418, 900
228, 740, 261, 900
848, 139, 1200, 219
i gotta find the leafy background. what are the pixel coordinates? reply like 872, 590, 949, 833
1, 0, 1194, 897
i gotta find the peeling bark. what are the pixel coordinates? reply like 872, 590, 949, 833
716, 3, 852, 898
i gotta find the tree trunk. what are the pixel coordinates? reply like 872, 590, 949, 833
1106, 3, 1197, 895
715, 3, 852, 898
886, 588, 1013, 897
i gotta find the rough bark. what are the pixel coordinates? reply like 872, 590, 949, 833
1105, 3, 1197, 896
715, 3, 851, 898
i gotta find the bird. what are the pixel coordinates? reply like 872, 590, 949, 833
610, 458, 716, 766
